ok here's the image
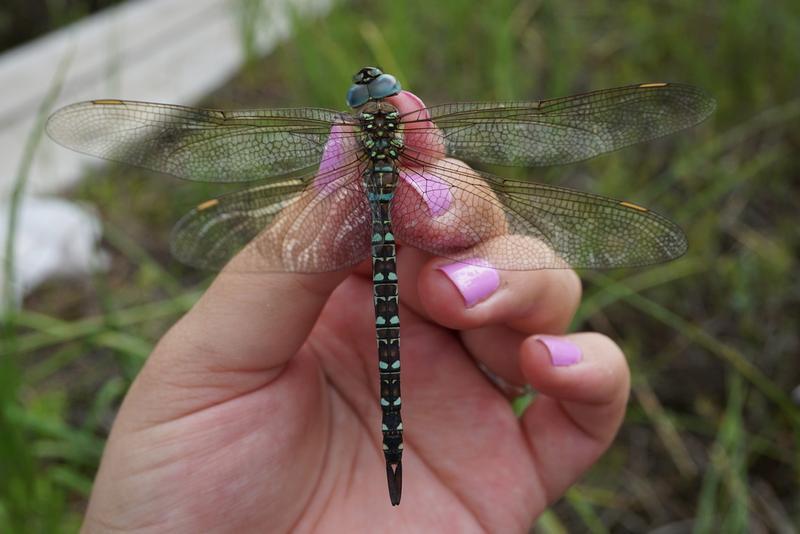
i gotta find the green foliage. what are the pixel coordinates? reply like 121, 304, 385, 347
1, 48, 81, 533
0, 1, 126, 53
2, 0, 799, 531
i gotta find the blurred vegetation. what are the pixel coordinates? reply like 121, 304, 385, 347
0, 0, 124, 52
2, 0, 799, 531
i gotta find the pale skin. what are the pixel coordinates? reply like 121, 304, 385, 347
82, 94, 631, 534
83, 248, 630, 533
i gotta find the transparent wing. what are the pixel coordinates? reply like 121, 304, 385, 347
391, 157, 687, 270
171, 158, 372, 272
403, 83, 715, 167
46, 100, 361, 182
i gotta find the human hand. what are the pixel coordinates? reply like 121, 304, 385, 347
82, 93, 631, 534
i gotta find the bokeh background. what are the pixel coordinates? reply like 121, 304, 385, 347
1, 0, 798, 532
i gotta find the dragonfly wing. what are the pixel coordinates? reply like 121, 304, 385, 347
391, 158, 686, 270
413, 83, 715, 167
46, 100, 361, 182
172, 159, 371, 272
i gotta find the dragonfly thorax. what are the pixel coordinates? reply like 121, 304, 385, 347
359, 103, 404, 161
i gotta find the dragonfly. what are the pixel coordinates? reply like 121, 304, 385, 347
46, 66, 715, 506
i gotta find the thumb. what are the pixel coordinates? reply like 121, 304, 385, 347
168, 254, 349, 372
130, 250, 349, 420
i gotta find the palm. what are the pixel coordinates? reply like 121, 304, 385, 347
292, 271, 539, 529
85, 250, 627, 533
88, 271, 533, 533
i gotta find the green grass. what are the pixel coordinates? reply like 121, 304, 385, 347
1, 49, 79, 533
2, 0, 799, 531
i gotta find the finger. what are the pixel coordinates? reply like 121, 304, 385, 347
519, 333, 630, 502
373, 217, 581, 389
146, 125, 367, 386
389, 150, 580, 334
160, 256, 348, 372
386, 90, 446, 164
439, 257, 580, 388
387, 244, 579, 388
138, 179, 357, 408
422, 254, 581, 333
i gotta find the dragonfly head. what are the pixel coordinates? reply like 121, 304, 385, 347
347, 67, 402, 108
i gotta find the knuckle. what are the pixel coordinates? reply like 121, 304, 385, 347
561, 269, 583, 311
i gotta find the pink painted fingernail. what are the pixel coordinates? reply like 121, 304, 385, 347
438, 261, 499, 308
535, 335, 582, 367
399, 169, 453, 217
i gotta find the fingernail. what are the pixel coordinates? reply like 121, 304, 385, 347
438, 260, 499, 307
534, 335, 582, 367
399, 169, 453, 217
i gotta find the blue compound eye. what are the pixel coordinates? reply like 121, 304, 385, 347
346, 84, 370, 108
368, 74, 402, 99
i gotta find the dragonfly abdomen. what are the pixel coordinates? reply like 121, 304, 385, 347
361, 101, 405, 506
367, 163, 404, 506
